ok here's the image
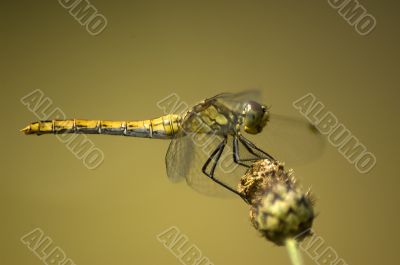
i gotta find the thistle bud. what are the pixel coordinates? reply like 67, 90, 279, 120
238, 160, 314, 246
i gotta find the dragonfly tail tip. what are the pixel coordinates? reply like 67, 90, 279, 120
20, 125, 31, 134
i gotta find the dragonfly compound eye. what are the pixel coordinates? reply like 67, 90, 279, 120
243, 101, 269, 134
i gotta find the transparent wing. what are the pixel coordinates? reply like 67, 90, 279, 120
165, 133, 247, 197
165, 92, 324, 196
165, 135, 192, 183
207, 90, 261, 114
247, 113, 326, 167
178, 90, 261, 135
165, 91, 263, 196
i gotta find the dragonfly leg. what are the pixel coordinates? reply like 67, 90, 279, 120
234, 134, 275, 163
233, 136, 252, 167
202, 137, 243, 197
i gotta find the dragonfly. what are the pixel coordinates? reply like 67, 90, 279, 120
21, 91, 324, 198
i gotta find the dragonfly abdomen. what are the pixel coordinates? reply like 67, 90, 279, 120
21, 114, 182, 139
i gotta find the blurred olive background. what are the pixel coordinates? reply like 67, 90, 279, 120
1, 0, 398, 264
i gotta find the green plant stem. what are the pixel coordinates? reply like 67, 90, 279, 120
285, 238, 303, 265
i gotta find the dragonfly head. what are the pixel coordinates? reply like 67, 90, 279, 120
243, 101, 270, 134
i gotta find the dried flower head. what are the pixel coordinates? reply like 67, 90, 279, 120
238, 160, 315, 246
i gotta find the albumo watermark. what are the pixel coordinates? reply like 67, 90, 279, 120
58, 0, 107, 36
327, 0, 376, 36
295, 228, 348, 265
21, 227, 76, 265
293, 93, 376, 174
156, 93, 238, 175
157, 226, 214, 265
21, 89, 105, 170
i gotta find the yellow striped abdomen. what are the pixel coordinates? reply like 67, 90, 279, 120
21, 114, 182, 139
